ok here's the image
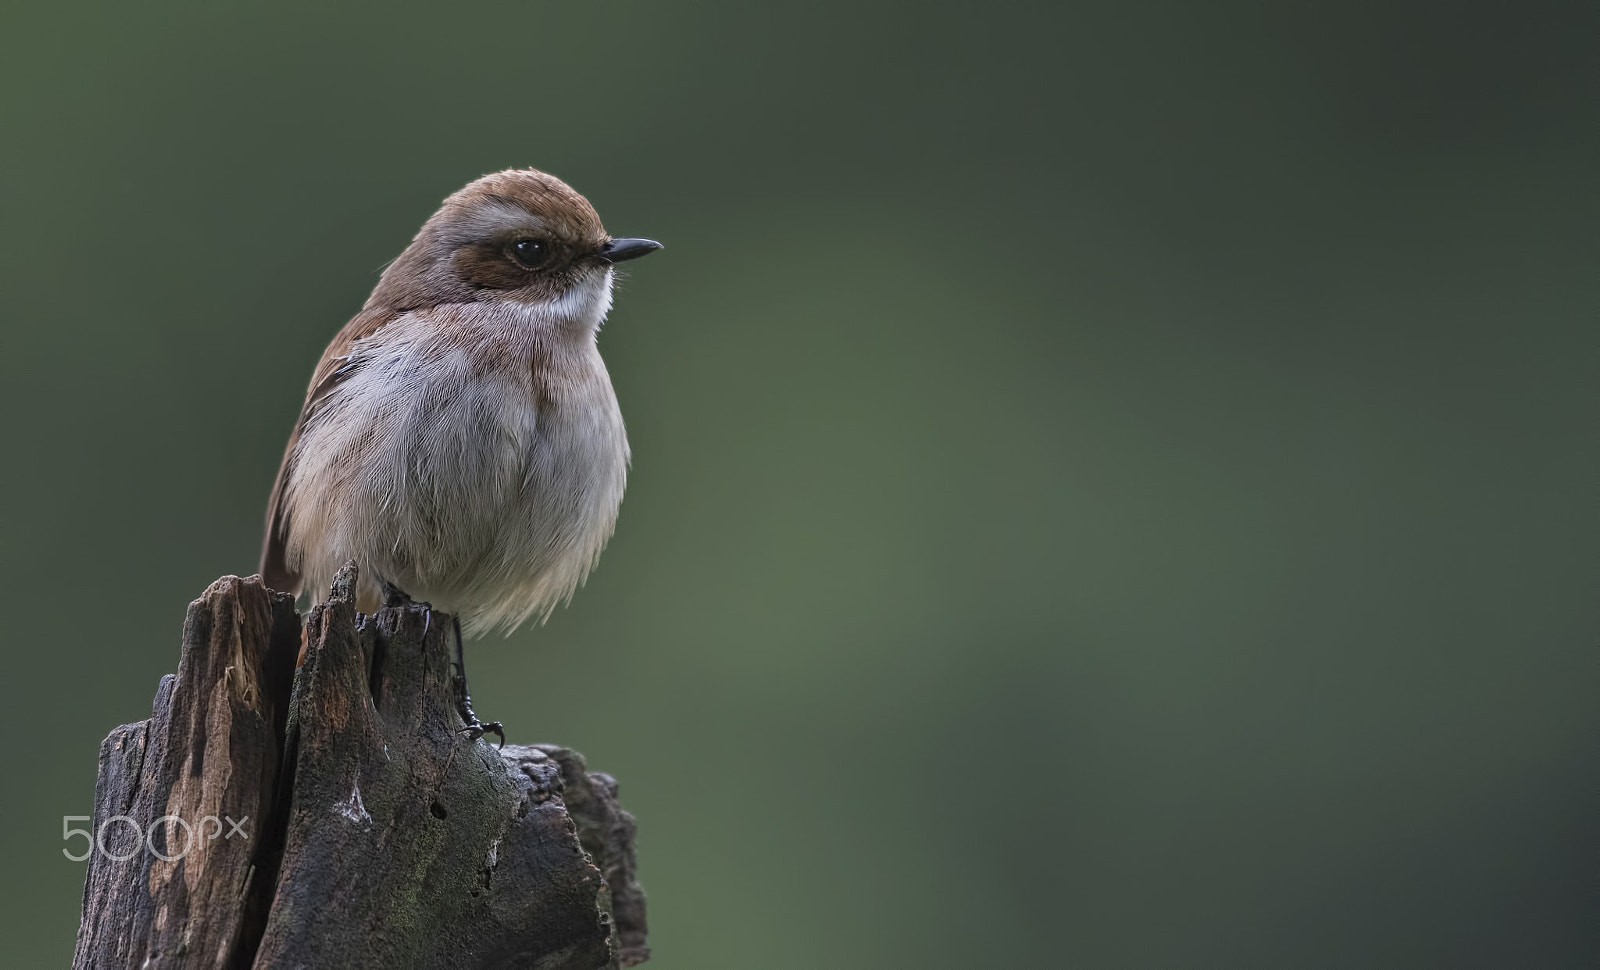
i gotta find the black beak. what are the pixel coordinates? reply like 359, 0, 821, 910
599, 237, 663, 262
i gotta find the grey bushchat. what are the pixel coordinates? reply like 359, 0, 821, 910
260, 168, 661, 742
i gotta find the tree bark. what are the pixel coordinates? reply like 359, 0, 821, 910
73, 564, 649, 970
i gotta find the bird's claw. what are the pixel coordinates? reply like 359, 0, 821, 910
448, 616, 503, 749
379, 579, 432, 615
460, 719, 505, 749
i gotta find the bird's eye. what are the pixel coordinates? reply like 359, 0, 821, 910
510, 238, 549, 269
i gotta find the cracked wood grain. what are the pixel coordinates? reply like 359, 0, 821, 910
73, 565, 648, 970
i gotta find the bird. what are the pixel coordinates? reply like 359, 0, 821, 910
260, 168, 661, 744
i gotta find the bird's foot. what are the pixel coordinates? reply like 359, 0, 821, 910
460, 717, 506, 749
379, 580, 438, 634
379, 579, 432, 612
453, 668, 505, 748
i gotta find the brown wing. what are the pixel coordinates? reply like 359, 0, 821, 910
260, 306, 400, 594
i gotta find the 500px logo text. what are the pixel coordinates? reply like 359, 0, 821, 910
63, 814, 250, 863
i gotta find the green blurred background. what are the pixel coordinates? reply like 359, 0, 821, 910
2, 1, 1595, 966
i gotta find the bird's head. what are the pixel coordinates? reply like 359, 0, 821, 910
368, 168, 661, 335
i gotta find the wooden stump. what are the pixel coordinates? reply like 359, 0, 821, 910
73, 565, 648, 970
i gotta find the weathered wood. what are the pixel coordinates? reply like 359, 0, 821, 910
74, 566, 648, 970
